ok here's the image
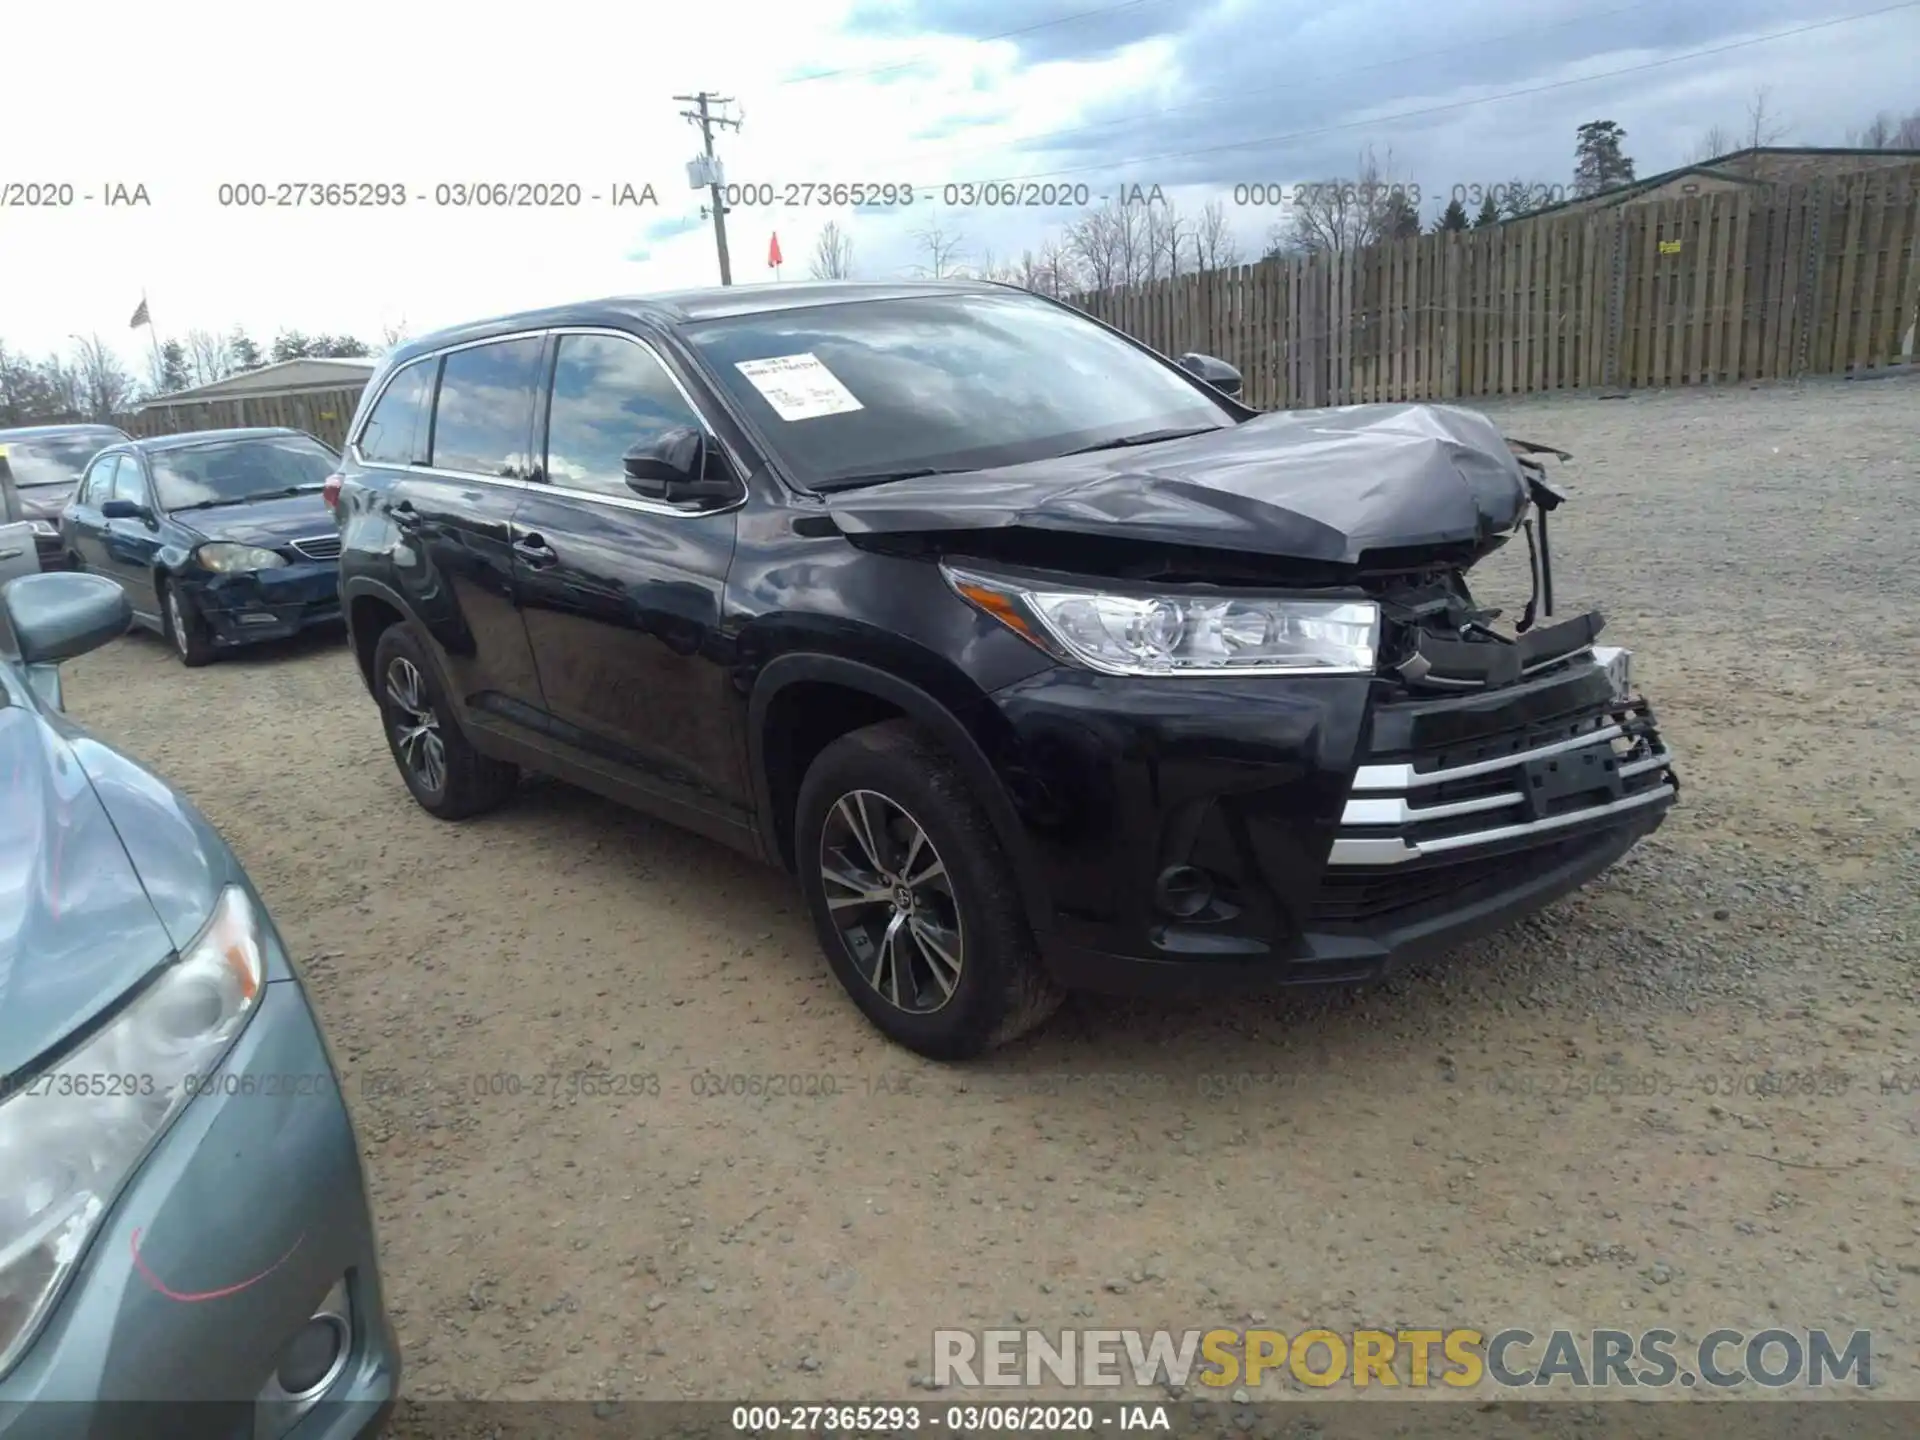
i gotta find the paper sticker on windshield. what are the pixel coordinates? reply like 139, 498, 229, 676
734, 353, 864, 421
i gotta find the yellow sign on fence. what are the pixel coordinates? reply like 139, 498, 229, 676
1659, 239, 1683, 254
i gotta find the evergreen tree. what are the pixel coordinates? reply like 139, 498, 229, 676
158, 339, 192, 392
1380, 191, 1422, 239
1572, 120, 1636, 198
1473, 194, 1501, 228
228, 327, 264, 372
1434, 197, 1471, 233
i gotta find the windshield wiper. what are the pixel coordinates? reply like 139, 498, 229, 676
813, 467, 968, 493
1059, 425, 1225, 457
168, 484, 324, 511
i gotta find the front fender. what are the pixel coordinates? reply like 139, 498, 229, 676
745, 648, 1055, 935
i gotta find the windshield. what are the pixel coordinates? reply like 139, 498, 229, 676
151, 435, 339, 510
679, 292, 1235, 488
0, 432, 123, 488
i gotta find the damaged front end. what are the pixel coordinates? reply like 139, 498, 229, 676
913, 414, 1682, 992
1312, 432, 1680, 964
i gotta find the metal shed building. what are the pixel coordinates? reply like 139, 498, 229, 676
132, 357, 377, 449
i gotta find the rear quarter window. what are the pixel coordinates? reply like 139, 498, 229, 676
357, 360, 434, 465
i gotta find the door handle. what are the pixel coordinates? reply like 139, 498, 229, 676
512, 533, 558, 566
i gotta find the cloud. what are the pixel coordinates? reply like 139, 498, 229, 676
841, 0, 1191, 67
1, 0, 1914, 372
640, 214, 710, 243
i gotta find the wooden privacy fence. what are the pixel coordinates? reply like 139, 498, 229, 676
1072, 169, 1920, 409
128, 384, 369, 449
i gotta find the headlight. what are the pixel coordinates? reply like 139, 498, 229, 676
943, 564, 1379, 676
194, 542, 286, 573
0, 886, 266, 1377
28, 519, 57, 537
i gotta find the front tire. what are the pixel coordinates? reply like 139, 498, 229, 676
795, 719, 1063, 1060
372, 623, 518, 820
160, 578, 216, 667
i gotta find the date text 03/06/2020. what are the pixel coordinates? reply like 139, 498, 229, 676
729, 1404, 1164, 1433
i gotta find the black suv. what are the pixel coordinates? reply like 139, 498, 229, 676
333, 281, 1678, 1059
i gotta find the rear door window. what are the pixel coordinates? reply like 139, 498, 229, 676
429, 338, 544, 478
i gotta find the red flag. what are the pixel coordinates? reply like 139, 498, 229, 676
768, 232, 783, 268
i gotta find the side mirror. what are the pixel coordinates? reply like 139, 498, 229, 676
622, 427, 736, 504
3, 571, 133, 665
101, 498, 149, 523
1178, 352, 1244, 397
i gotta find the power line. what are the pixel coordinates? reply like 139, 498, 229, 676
960, 0, 1920, 184
778, 0, 1167, 86
676, 92, 743, 285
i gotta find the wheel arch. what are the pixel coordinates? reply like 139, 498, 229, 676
747, 653, 1052, 936
343, 576, 415, 696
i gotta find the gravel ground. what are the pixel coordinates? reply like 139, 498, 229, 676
55, 376, 1920, 1411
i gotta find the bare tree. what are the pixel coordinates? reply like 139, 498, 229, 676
808, 220, 855, 280
1688, 124, 1737, 163
69, 335, 139, 422
1193, 200, 1242, 273
971, 246, 1021, 283
379, 317, 412, 350
1847, 107, 1920, 148
910, 222, 967, 279
1064, 204, 1121, 289
1024, 237, 1081, 297
1282, 145, 1414, 255
1744, 86, 1789, 149
1067, 196, 1157, 288
1144, 200, 1188, 280
185, 328, 231, 388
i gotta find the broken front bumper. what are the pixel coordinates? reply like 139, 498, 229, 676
992, 647, 1677, 997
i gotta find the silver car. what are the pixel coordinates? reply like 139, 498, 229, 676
0, 571, 400, 1438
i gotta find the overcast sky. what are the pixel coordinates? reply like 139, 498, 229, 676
5, 0, 1915, 377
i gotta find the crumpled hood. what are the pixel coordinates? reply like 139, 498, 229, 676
0, 703, 175, 1081
826, 403, 1534, 566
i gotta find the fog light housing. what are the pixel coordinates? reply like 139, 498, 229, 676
1592, 645, 1632, 703
258, 1277, 353, 1433
1153, 865, 1214, 919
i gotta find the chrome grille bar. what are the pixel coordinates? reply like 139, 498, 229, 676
1330, 780, 1676, 866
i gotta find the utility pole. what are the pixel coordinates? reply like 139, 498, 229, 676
676, 92, 741, 285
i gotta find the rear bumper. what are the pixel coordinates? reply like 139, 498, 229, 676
989, 652, 1677, 997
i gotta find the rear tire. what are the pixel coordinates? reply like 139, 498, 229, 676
795, 719, 1063, 1060
159, 578, 216, 668
372, 623, 518, 820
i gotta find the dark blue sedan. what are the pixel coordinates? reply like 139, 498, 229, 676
59, 429, 343, 666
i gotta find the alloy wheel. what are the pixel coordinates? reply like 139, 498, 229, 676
384, 656, 447, 794
817, 789, 964, 1013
